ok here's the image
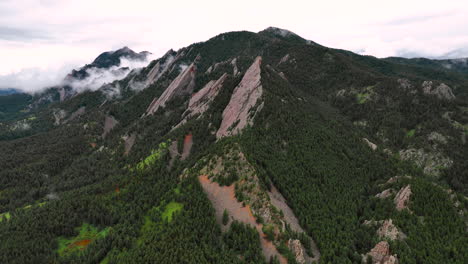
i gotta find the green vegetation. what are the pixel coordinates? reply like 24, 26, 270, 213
0, 212, 10, 222
222, 209, 229, 225
161, 202, 183, 222
262, 224, 275, 241
406, 129, 416, 138
57, 223, 110, 257
356, 92, 370, 104
136, 141, 169, 171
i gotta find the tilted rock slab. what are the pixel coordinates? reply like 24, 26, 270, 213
145, 50, 175, 86
173, 73, 228, 130
394, 185, 412, 211
146, 63, 196, 115
186, 73, 228, 118
216, 56, 263, 138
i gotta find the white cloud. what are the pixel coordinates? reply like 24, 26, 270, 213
65, 55, 156, 93
1, 0, 468, 92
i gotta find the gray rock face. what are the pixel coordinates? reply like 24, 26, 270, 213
422, 81, 455, 100
363, 138, 377, 151
216, 56, 263, 138
146, 63, 196, 115
428, 132, 448, 145
53, 109, 67, 125
398, 78, 412, 90
375, 189, 393, 199
278, 54, 290, 65
377, 219, 406, 240
288, 239, 306, 264
122, 133, 137, 155
399, 148, 452, 176
145, 50, 175, 86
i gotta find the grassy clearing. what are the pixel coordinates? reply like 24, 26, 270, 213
356, 93, 370, 104
406, 129, 416, 138
162, 202, 183, 222
57, 223, 110, 257
136, 141, 169, 171
0, 212, 11, 222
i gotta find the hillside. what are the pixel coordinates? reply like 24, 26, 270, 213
0, 27, 466, 264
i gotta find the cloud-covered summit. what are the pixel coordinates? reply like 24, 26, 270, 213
0, 46, 154, 94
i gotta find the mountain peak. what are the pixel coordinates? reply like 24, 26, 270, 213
261, 26, 298, 37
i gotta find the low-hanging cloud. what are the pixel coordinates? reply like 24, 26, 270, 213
0, 64, 77, 94
65, 54, 155, 93
0, 53, 155, 94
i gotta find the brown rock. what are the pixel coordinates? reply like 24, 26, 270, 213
365, 241, 399, 264
146, 63, 196, 115
216, 56, 263, 138
377, 219, 406, 240
375, 189, 393, 199
394, 185, 412, 211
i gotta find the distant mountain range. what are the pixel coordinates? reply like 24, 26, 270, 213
0, 88, 20, 96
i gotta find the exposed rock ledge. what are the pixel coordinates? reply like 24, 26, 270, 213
377, 219, 406, 241
216, 56, 263, 138
175, 73, 228, 129
399, 148, 452, 177
364, 241, 399, 264
422, 81, 455, 100
145, 63, 196, 115
363, 138, 377, 151
394, 185, 411, 211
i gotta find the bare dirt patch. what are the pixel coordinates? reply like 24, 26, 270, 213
181, 133, 193, 160
102, 115, 118, 138
71, 239, 91, 248
198, 175, 286, 263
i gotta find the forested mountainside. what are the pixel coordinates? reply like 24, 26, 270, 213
0, 27, 466, 264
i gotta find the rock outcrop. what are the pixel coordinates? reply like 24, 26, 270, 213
363, 138, 377, 151
53, 109, 67, 125
377, 219, 406, 241
288, 239, 306, 264
216, 57, 263, 138
399, 148, 452, 176
394, 185, 411, 211
145, 50, 176, 86
364, 241, 399, 264
278, 54, 290, 65
187, 74, 227, 118
146, 63, 196, 115
428, 132, 448, 145
375, 189, 393, 199
422, 81, 455, 100
122, 133, 137, 155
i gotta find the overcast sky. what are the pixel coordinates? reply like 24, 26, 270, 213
1, 0, 468, 91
